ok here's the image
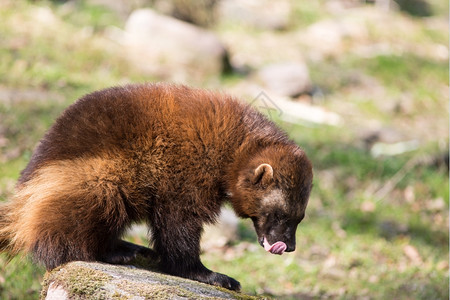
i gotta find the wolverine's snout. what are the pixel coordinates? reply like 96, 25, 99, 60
285, 242, 296, 252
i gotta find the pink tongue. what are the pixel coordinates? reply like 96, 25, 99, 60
263, 237, 287, 255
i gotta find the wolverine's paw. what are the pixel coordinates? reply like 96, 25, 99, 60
197, 272, 241, 291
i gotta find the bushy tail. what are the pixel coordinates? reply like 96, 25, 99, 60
0, 177, 60, 258
0, 157, 134, 269
0, 201, 16, 254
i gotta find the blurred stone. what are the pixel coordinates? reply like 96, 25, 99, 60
429, 151, 449, 171
230, 83, 341, 126
360, 201, 376, 212
332, 221, 347, 238
123, 9, 229, 83
321, 265, 346, 280
436, 260, 449, 271
202, 208, 239, 251
298, 7, 418, 60
403, 186, 415, 203
33, 6, 60, 27
218, 0, 291, 30
403, 244, 422, 264
371, 140, 419, 157
299, 10, 368, 59
321, 269, 346, 281
425, 198, 445, 212
378, 220, 408, 239
325, 0, 361, 12
394, 0, 432, 17
301, 6, 444, 63
323, 255, 337, 269
87, 0, 219, 26
256, 62, 312, 97
360, 128, 405, 148
359, 128, 419, 157
151, 0, 218, 27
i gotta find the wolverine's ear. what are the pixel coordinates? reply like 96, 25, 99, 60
253, 163, 274, 186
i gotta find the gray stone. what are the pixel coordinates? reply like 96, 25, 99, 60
224, 83, 341, 126
41, 261, 263, 299
202, 207, 239, 251
150, 0, 218, 27
218, 0, 291, 30
300, 15, 368, 60
123, 9, 228, 83
257, 62, 312, 97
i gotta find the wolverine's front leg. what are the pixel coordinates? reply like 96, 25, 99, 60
150, 213, 241, 291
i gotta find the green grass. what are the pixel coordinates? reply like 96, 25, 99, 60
290, 0, 327, 29
0, 0, 448, 299
0, 256, 44, 300
361, 54, 448, 98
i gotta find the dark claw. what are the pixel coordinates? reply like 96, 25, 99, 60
198, 272, 241, 291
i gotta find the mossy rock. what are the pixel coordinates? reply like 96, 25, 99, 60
40, 261, 265, 299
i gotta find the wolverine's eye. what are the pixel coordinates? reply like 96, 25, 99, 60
261, 212, 270, 219
272, 211, 287, 225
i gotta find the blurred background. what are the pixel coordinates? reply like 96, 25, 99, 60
0, 0, 448, 299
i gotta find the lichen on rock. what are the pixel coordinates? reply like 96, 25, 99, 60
40, 261, 264, 300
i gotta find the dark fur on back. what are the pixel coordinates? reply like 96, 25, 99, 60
0, 83, 313, 290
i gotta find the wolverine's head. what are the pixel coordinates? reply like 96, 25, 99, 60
231, 145, 313, 255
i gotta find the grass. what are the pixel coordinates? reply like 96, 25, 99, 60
0, 0, 448, 299
0, 256, 44, 300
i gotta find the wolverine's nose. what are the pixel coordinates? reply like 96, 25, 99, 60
285, 243, 296, 252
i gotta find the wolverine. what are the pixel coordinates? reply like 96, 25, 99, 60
0, 83, 313, 291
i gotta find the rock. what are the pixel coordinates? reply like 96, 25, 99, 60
429, 151, 449, 170
394, 0, 432, 17
325, 0, 362, 12
378, 220, 408, 239
299, 12, 368, 59
45, 283, 68, 300
425, 198, 446, 212
360, 200, 376, 213
359, 127, 419, 157
218, 0, 291, 30
370, 140, 419, 157
256, 62, 312, 97
151, 0, 218, 27
224, 83, 341, 126
122, 9, 229, 83
360, 127, 408, 148
41, 261, 261, 299
202, 207, 239, 251
251, 90, 341, 126
403, 244, 422, 264
31, 6, 60, 28
299, 6, 435, 60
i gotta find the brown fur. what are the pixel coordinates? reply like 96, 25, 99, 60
0, 83, 313, 290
